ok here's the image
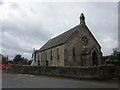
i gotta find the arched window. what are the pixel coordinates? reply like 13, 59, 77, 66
72, 47, 75, 58
50, 50, 52, 60
57, 48, 59, 59
38, 54, 40, 65
45, 52, 47, 60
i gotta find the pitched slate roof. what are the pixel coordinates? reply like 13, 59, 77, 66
38, 25, 79, 52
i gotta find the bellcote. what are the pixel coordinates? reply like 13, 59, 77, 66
80, 13, 85, 25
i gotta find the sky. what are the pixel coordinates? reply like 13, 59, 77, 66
0, 0, 118, 60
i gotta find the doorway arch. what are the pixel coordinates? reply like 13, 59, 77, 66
92, 51, 98, 66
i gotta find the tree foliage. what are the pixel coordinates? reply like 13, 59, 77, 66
13, 54, 22, 63
13, 54, 30, 65
110, 48, 120, 61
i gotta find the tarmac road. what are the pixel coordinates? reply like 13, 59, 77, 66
2, 70, 119, 88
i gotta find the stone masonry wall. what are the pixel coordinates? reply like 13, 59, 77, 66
36, 45, 65, 66
9, 65, 115, 79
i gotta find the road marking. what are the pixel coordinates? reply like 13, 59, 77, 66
17, 74, 35, 77
24, 74, 29, 76
29, 75, 35, 76
17, 74, 23, 75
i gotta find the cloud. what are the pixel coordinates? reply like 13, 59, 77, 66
8, 2, 19, 9
1, 1, 118, 60
0, 0, 4, 6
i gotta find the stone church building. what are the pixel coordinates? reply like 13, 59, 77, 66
33, 13, 102, 67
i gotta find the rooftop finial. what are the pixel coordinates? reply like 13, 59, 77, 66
80, 13, 85, 25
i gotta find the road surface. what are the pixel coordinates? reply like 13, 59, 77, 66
2, 70, 119, 88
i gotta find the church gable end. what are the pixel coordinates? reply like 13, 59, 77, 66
64, 13, 102, 67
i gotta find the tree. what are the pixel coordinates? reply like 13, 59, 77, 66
13, 54, 30, 65
110, 48, 120, 61
13, 54, 22, 64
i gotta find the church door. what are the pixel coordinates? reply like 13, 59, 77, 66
92, 51, 98, 66
46, 60, 48, 66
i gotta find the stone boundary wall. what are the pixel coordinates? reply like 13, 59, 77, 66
8, 65, 115, 79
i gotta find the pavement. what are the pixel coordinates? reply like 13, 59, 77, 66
2, 69, 119, 88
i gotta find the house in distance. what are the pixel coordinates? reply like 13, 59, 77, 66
33, 13, 102, 67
